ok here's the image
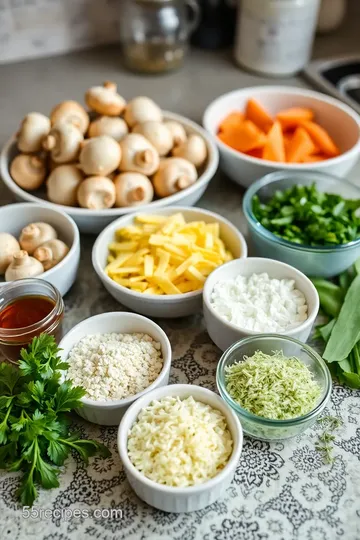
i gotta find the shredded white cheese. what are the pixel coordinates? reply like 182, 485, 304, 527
67, 333, 163, 401
127, 395, 233, 487
210, 272, 308, 332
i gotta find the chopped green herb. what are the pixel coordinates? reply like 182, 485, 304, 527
252, 183, 360, 246
224, 350, 322, 420
0, 335, 110, 507
315, 416, 342, 464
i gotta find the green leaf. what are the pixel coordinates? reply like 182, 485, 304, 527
339, 270, 354, 292
59, 434, 111, 464
18, 469, 38, 507
0, 406, 13, 444
319, 319, 336, 342
47, 440, 70, 465
0, 362, 22, 393
311, 279, 344, 318
0, 395, 15, 410
324, 275, 360, 363
0, 442, 17, 467
28, 380, 45, 404
354, 257, 360, 275
340, 372, 360, 389
51, 382, 86, 413
35, 456, 60, 489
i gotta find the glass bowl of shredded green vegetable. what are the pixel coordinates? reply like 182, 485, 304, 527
243, 171, 360, 278
216, 334, 332, 441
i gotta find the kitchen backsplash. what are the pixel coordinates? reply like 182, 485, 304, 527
0, 0, 121, 64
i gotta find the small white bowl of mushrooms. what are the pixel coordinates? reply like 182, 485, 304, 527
0, 82, 219, 234
0, 203, 80, 296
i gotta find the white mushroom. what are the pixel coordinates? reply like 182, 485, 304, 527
77, 176, 116, 209
88, 116, 128, 142
10, 154, 47, 191
17, 112, 51, 153
172, 134, 208, 168
42, 123, 83, 163
47, 165, 84, 206
0, 233, 20, 275
119, 134, 159, 176
164, 120, 187, 147
19, 222, 58, 254
124, 97, 162, 128
50, 100, 89, 134
152, 157, 198, 198
33, 239, 69, 271
133, 121, 173, 156
78, 135, 121, 176
114, 173, 154, 208
85, 81, 126, 116
5, 250, 44, 281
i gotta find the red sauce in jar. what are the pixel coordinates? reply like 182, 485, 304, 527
0, 296, 55, 329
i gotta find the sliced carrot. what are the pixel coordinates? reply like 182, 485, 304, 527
218, 120, 267, 153
301, 153, 328, 163
218, 111, 244, 133
277, 107, 314, 130
262, 121, 285, 162
246, 99, 273, 133
286, 127, 317, 163
246, 148, 263, 159
300, 121, 340, 157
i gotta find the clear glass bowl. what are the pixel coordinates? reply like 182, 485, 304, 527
242, 171, 360, 277
216, 334, 332, 441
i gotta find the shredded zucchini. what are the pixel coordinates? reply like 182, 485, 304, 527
225, 350, 322, 420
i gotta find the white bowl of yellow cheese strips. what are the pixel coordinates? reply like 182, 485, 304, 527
92, 207, 247, 318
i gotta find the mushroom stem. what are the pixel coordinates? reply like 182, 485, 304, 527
128, 187, 145, 203
29, 156, 44, 170
13, 250, 30, 265
136, 149, 153, 166
176, 175, 193, 191
35, 246, 52, 263
103, 81, 117, 92
42, 134, 56, 151
21, 224, 41, 241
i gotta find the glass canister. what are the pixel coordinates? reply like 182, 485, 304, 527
0, 279, 64, 364
120, 0, 200, 74
234, 0, 321, 77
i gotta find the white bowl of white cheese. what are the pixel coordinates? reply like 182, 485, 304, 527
203, 257, 319, 351
59, 311, 172, 426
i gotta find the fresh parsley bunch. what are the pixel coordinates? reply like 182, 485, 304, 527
0, 334, 110, 507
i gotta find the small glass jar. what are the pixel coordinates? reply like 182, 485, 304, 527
120, 0, 200, 74
0, 279, 64, 364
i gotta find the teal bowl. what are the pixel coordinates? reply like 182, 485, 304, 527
216, 335, 332, 441
243, 171, 360, 277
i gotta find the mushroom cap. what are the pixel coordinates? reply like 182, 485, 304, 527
33, 239, 69, 270
113, 172, 154, 207
133, 121, 173, 156
172, 134, 208, 168
124, 97, 163, 128
119, 133, 160, 176
0, 233, 20, 274
47, 164, 84, 206
43, 123, 84, 163
17, 112, 51, 153
5, 250, 44, 281
79, 135, 121, 176
50, 100, 90, 134
19, 222, 58, 254
164, 120, 187, 147
85, 82, 126, 116
152, 157, 198, 198
88, 116, 128, 142
77, 176, 116, 209
10, 153, 47, 191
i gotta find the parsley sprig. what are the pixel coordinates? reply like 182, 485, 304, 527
0, 335, 110, 507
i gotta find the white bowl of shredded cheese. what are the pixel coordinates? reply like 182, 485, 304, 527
59, 312, 172, 426
203, 257, 319, 351
117, 384, 243, 513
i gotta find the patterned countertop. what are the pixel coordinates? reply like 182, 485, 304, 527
1, 172, 360, 540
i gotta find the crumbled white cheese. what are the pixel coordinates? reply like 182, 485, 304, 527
127, 395, 233, 487
210, 272, 308, 332
67, 332, 163, 401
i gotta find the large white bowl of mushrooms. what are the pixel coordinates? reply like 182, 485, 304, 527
0, 82, 219, 234
0, 203, 80, 296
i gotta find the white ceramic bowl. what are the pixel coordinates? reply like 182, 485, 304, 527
92, 206, 248, 318
203, 257, 319, 352
203, 86, 360, 188
117, 384, 243, 513
1, 112, 219, 234
0, 202, 80, 296
58, 312, 172, 426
